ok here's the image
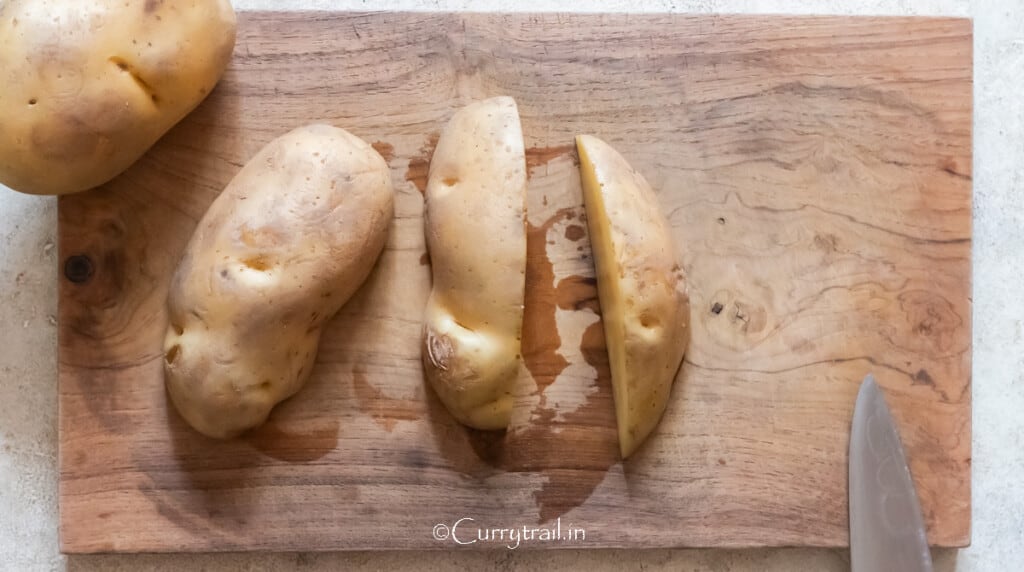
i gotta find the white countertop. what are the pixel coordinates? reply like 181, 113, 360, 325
1, 1, 1019, 570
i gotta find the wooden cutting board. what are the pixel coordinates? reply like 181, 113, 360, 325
57, 12, 972, 553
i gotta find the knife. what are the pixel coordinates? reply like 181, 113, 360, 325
849, 374, 933, 572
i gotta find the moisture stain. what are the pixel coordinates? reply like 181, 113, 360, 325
248, 418, 340, 463
555, 274, 600, 314
516, 209, 617, 522
532, 307, 616, 523
525, 144, 578, 179
352, 365, 422, 433
371, 141, 396, 164
426, 207, 618, 525
564, 224, 586, 242
522, 208, 577, 396
405, 133, 440, 195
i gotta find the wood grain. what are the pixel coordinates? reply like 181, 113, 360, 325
57, 12, 972, 553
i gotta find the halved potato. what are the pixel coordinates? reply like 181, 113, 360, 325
576, 134, 690, 458
421, 97, 527, 430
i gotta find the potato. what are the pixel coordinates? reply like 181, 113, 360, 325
576, 134, 690, 458
422, 97, 527, 430
0, 0, 236, 195
163, 124, 394, 439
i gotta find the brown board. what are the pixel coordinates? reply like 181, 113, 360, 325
57, 12, 972, 553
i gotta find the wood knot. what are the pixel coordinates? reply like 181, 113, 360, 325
913, 369, 935, 388
813, 233, 838, 253
706, 289, 771, 345
729, 300, 767, 334
63, 255, 94, 284
898, 290, 961, 352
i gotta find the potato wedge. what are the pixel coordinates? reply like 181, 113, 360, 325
164, 124, 394, 439
0, 0, 236, 195
421, 97, 527, 430
576, 134, 690, 458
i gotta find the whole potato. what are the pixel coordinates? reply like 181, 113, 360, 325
0, 0, 236, 195
422, 97, 527, 430
164, 124, 394, 439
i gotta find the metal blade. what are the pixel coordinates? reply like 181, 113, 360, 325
849, 375, 933, 572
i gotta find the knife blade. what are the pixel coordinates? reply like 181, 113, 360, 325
849, 374, 933, 572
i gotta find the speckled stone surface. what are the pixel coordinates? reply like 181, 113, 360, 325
1, 1, 1019, 570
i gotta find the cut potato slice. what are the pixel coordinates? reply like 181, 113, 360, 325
576, 134, 690, 458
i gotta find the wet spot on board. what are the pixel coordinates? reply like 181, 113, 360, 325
426, 207, 617, 524
351, 365, 422, 433
247, 419, 339, 463
556, 275, 600, 314
522, 209, 576, 395
245, 368, 342, 462
564, 224, 585, 242
525, 145, 578, 179
511, 293, 616, 523
371, 141, 396, 164
517, 209, 617, 522
405, 133, 440, 195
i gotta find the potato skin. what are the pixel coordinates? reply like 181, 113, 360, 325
0, 0, 236, 195
576, 134, 690, 458
164, 124, 394, 439
422, 97, 527, 430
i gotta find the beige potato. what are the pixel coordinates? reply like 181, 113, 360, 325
0, 0, 236, 195
164, 124, 394, 439
422, 97, 527, 430
576, 134, 690, 458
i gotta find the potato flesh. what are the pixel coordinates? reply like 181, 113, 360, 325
576, 135, 690, 458
0, 0, 236, 195
164, 124, 394, 439
422, 97, 527, 430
